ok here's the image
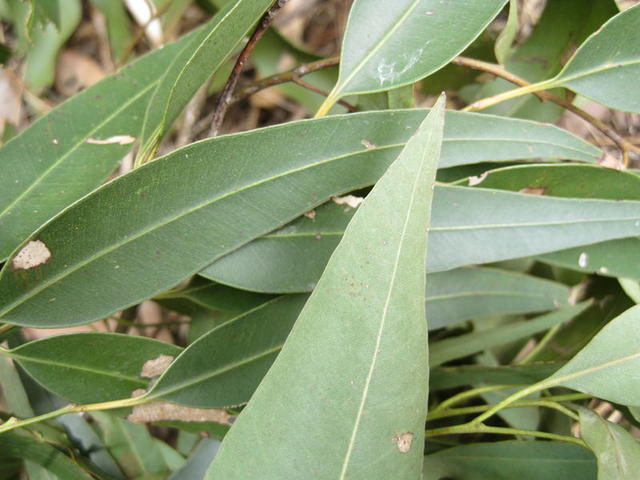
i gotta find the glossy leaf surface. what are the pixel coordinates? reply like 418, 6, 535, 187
0, 110, 598, 328
207, 99, 445, 479
0, 29, 194, 261
331, 0, 506, 96
7, 333, 181, 403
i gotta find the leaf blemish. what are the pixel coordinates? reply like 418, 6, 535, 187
392, 432, 414, 453
361, 139, 377, 150
332, 195, 364, 208
140, 354, 174, 378
11, 240, 52, 270
86, 135, 136, 145
468, 172, 488, 186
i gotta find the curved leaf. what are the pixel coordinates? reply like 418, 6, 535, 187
545, 305, 640, 406
547, 3, 640, 112
147, 295, 307, 408
0, 27, 196, 261
137, 0, 273, 160
578, 408, 640, 480
0, 110, 597, 328
6, 333, 181, 403
328, 0, 506, 98
206, 97, 445, 480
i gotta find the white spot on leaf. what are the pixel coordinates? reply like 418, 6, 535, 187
361, 139, 377, 150
128, 401, 233, 424
468, 172, 488, 186
12, 240, 51, 270
87, 135, 136, 145
392, 432, 414, 453
332, 195, 364, 208
578, 252, 589, 268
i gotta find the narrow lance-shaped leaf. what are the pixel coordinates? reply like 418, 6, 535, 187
203, 186, 640, 291
319, 0, 506, 111
206, 97, 445, 479
0, 26, 196, 261
578, 407, 640, 480
541, 4, 640, 113
0, 109, 596, 328
137, 0, 273, 162
4, 333, 182, 403
538, 305, 640, 406
145, 295, 307, 408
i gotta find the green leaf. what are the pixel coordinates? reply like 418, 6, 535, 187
0, 27, 196, 261
92, 411, 171, 479
323, 0, 506, 103
156, 276, 273, 313
425, 267, 571, 329
578, 408, 640, 480
137, 0, 273, 162
5, 333, 181, 403
170, 439, 220, 480
146, 295, 307, 408
545, 305, 640, 406
423, 440, 596, 480
545, 3, 640, 112
0, 432, 92, 480
205, 185, 640, 291
494, 0, 518, 64
430, 363, 561, 391
206, 97, 445, 480
620, 278, 640, 304
0, 109, 597, 328
429, 302, 589, 366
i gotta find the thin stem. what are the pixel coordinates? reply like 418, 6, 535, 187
454, 56, 640, 165
231, 56, 340, 103
431, 384, 519, 413
0, 323, 15, 336
314, 93, 340, 118
291, 75, 357, 112
428, 399, 579, 422
462, 79, 555, 112
0, 395, 147, 435
425, 422, 587, 448
516, 322, 562, 364
209, 0, 289, 137
470, 382, 547, 425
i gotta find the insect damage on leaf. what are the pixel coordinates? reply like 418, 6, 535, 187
11, 240, 52, 270
140, 354, 175, 378
392, 432, 414, 453
128, 399, 233, 425
331, 195, 364, 208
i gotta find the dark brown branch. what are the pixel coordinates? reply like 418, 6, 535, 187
209, 0, 289, 137
453, 56, 640, 166
231, 56, 340, 103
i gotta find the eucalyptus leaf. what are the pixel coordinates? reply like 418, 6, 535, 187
545, 305, 640, 406
325, 0, 506, 100
429, 302, 589, 366
137, 0, 273, 161
578, 407, 640, 480
207, 98, 445, 479
0, 109, 598, 328
423, 440, 596, 480
5, 333, 181, 403
494, 0, 518, 64
429, 363, 562, 391
0, 26, 196, 261
545, 3, 640, 112
0, 432, 92, 480
147, 295, 307, 408
205, 185, 640, 291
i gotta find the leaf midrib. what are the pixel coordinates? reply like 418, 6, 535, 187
426, 290, 566, 302
556, 58, 640, 86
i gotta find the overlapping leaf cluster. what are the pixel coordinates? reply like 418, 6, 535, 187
1, 1, 640, 479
